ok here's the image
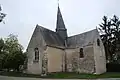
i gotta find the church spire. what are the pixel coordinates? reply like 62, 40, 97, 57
56, 5, 66, 29
56, 2, 68, 41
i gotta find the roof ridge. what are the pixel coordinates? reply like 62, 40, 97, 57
37, 24, 56, 33
68, 29, 97, 38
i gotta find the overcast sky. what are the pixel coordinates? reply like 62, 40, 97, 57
0, 0, 120, 50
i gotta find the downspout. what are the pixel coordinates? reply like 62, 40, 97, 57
64, 38, 67, 72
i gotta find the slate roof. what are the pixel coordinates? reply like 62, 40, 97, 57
56, 6, 66, 30
67, 29, 99, 48
37, 24, 99, 48
37, 25, 65, 47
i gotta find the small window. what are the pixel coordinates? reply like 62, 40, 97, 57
79, 48, 84, 58
97, 39, 100, 46
34, 48, 39, 61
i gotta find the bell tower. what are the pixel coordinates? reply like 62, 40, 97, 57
56, 2, 68, 41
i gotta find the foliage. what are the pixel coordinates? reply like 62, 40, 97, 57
0, 5, 6, 23
0, 38, 5, 70
0, 34, 26, 71
98, 15, 120, 63
4, 34, 23, 53
0, 38, 4, 52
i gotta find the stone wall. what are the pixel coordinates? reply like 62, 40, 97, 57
93, 36, 106, 74
46, 46, 64, 72
27, 26, 46, 74
78, 45, 95, 73
65, 48, 78, 72
65, 45, 95, 73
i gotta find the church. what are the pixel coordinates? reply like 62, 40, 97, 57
26, 5, 106, 75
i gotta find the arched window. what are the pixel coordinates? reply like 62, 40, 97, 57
34, 48, 39, 61
97, 39, 100, 46
79, 48, 84, 58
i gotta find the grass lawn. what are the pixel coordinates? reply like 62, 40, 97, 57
0, 71, 120, 79
46, 72, 120, 79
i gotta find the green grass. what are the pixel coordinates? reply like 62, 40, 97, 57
0, 71, 120, 79
46, 72, 120, 79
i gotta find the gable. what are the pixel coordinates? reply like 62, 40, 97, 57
27, 25, 65, 50
27, 25, 46, 49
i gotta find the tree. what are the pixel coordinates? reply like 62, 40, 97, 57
98, 15, 120, 63
98, 16, 112, 61
111, 15, 120, 52
0, 5, 6, 23
0, 34, 26, 71
0, 38, 5, 70
110, 15, 120, 63
0, 38, 4, 54
3, 50, 26, 71
4, 34, 23, 53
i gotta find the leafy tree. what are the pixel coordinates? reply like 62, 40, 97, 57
0, 5, 6, 23
0, 34, 26, 71
0, 38, 4, 54
4, 34, 23, 53
0, 38, 5, 70
3, 50, 26, 71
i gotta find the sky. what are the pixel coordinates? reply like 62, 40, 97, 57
0, 0, 120, 51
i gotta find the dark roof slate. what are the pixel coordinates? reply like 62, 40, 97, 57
36, 25, 99, 48
56, 6, 66, 30
67, 29, 99, 48
37, 25, 65, 47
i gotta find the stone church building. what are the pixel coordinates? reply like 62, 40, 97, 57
26, 6, 106, 75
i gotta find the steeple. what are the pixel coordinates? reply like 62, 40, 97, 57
56, 4, 68, 41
